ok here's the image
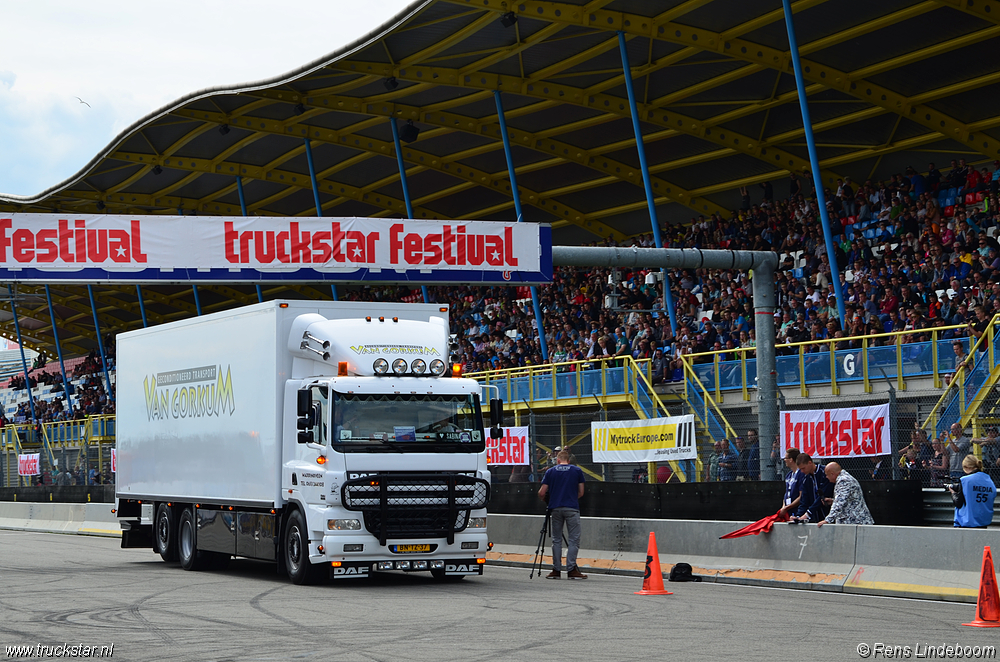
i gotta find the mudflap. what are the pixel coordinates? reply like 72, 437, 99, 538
120, 520, 152, 549
444, 560, 484, 576
330, 562, 372, 580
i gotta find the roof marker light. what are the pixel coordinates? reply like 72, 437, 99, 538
338, 361, 348, 376
452, 363, 463, 378
279, 303, 289, 308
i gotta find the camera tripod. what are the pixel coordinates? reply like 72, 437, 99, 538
530, 509, 568, 578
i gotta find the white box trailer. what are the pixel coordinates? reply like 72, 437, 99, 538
116, 300, 500, 584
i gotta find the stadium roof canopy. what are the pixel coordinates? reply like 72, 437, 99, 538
4, 0, 1000, 355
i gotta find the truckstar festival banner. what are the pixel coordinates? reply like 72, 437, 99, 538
486, 426, 529, 465
0, 214, 552, 284
17, 453, 40, 476
592, 415, 696, 463
780, 403, 890, 458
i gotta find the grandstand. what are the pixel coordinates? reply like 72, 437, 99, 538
3, 0, 1000, 496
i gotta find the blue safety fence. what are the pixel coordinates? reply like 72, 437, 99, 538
684, 377, 727, 443
479, 361, 634, 406
691, 338, 972, 392
930, 328, 1000, 438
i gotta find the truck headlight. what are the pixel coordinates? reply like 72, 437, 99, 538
467, 517, 486, 529
410, 359, 426, 375
430, 359, 446, 375
373, 358, 389, 375
392, 358, 407, 375
327, 519, 362, 530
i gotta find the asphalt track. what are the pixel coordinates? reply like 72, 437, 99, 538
1, 531, 997, 662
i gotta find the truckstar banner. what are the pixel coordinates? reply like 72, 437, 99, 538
486, 426, 529, 465
0, 214, 552, 284
17, 453, 40, 476
780, 403, 890, 458
592, 415, 696, 463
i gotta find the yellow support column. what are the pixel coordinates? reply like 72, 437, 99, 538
895, 334, 906, 391
829, 341, 839, 396
863, 336, 871, 394
714, 354, 721, 403
799, 345, 809, 398
647, 461, 656, 485
932, 329, 940, 389
740, 350, 748, 402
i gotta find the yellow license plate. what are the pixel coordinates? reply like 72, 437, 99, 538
393, 544, 431, 553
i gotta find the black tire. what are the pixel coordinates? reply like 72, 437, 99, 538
283, 509, 322, 585
177, 508, 207, 571
154, 503, 178, 562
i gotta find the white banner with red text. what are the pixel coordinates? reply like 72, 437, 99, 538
592, 415, 696, 463
486, 427, 529, 465
780, 403, 891, 458
111, 448, 117, 474
17, 453, 40, 476
0, 214, 551, 283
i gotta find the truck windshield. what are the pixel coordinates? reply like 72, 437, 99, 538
331, 392, 485, 453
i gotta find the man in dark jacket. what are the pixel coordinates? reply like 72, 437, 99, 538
790, 453, 831, 522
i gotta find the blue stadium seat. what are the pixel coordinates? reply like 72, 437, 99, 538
945, 197, 956, 207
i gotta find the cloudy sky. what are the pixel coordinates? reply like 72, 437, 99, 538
0, 0, 415, 198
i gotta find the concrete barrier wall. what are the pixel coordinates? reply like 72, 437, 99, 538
0, 502, 120, 537
487, 514, 999, 602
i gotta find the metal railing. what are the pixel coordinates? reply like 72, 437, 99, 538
467, 356, 664, 414
1, 415, 117, 487
921, 315, 1000, 437
681, 321, 977, 401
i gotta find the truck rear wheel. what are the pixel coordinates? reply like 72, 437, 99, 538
283, 509, 322, 585
178, 508, 208, 571
154, 503, 178, 562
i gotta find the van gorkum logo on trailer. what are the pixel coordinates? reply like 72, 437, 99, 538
143, 365, 235, 421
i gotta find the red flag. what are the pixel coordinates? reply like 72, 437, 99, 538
719, 509, 790, 539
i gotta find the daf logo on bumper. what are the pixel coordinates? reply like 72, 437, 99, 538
445, 564, 482, 575
333, 566, 369, 578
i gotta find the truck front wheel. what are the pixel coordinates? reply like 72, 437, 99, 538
283, 509, 322, 585
154, 503, 178, 562
178, 508, 207, 571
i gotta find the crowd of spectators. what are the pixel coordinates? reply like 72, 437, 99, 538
344, 158, 1000, 381
1, 339, 116, 425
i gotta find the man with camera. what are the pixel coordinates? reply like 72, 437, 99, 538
537, 450, 587, 579
946, 422, 971, 481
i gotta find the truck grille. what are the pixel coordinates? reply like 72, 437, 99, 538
341, 474, 489, 545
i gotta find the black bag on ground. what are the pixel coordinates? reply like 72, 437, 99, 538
668, 562, 702, 582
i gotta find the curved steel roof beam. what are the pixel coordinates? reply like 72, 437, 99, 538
461, 0, 1000, 162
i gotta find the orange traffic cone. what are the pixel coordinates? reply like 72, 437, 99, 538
963, 546, 1000, 628
635, 532, 673, 596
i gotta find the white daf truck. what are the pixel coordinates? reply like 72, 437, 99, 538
115, 300, 499, 584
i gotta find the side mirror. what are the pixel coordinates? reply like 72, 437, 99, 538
490, 425, 502, 440
297, 431, 314, 444
489, 398, 503, 428
297, 389, 312, 416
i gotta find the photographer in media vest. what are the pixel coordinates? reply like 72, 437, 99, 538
537, 450, 587, 580
948, 454, 997, 528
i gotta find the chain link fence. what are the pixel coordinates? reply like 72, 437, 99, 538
490, 387, 944, 485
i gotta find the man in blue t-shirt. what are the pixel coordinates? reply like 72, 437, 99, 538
538, 450, 587, 579
951, 454, 997, 528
